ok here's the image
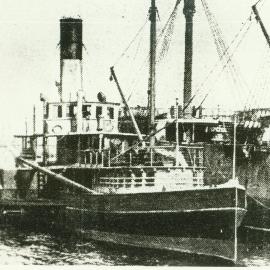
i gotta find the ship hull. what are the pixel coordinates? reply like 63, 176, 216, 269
239, 195, 270, 243
78, 230, 240, 262
204, 144, 270, 234
10, 168, 248, 260
62, 187, 246, 261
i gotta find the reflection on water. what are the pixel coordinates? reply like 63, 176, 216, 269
0, 226, 269, 266
242, 243, 270, 267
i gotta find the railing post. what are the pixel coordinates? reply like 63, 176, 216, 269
77, 136, 81, 166
175, 98, 179, 166
142, 170, 146, 188
108, 150, 111, 167
131, 172, 135, 188
193, 149, 196, 171
90, 152, 93, 166
116, 149, 119, 163
129, 152, 132, 166
84, 151, 87, 167
101, 151, 104, 167
95, 152, 98, 165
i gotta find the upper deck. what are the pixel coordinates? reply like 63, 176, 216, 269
43, 100, 120, 135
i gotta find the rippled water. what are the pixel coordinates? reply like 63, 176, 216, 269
0, 226, 269, 266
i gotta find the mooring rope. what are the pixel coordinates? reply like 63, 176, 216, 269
248, 194, 270, 210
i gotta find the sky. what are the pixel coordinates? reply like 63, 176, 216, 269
0, 0, 269, 141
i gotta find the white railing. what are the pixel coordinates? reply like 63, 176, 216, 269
79, 145, 204, 168
96, 175, 204, 193
99, 176, 155, 188
80, 149, 110, 167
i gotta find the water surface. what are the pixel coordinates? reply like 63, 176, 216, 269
0, 226, 269, 266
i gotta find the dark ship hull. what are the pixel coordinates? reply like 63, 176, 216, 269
14, 140, 270, 237
60, 186, 246, 261
0, 165, 247, 261
241, 194, 270, 242
1, 168, 247, 261
201, 143, 270, 236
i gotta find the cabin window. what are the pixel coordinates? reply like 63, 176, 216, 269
107, 107, 114, 119
82, 105, 91, 119
66, 104, 76, 117
58, 105, 62, 118
96, 106, 102, 118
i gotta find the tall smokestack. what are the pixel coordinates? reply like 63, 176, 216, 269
59, 18, 83, 101
183, 0, 195, 115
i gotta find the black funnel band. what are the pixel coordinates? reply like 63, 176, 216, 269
60, 18, 82, 60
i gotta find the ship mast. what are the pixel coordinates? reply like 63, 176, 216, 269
148, 0, 157, 146
183, 0, 195, 115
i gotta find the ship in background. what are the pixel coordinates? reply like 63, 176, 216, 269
4, 0, 270, 263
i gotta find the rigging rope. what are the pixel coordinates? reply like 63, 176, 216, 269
126, 0, 182, 102
244, 0, 270, 110
133, 34, 144, 60
190, 10, 253, 110
201, 0, 247, 106
113, 17, 148, 66
192, 14, 252, 104
157, 0, 181, 63
245, 46, 270, 110
196, 0, 253, 110
199, 16, 253, 108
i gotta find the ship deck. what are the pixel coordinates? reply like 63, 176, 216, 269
17, 164, 206, 171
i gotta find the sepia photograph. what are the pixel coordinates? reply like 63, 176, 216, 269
0, 0, 269, 266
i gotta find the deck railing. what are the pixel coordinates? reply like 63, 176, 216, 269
99, 176, 155, 188
78, 145, 204, 168
97, 175, 204, 192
